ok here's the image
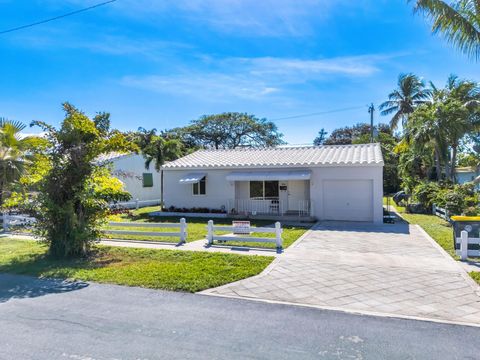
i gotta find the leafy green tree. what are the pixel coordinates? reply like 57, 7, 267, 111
313, 128, 328, 145
181, 113, 284, 149
323, 123, 391, 145
31, 103, 134, 258
412, 0, 480, 60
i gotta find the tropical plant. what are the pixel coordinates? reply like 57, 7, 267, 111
135, 127, 184, 172
379, 73, 432, 131
412, 0, 480, 60
0, 119, 40, 207
31, 103, 134, 258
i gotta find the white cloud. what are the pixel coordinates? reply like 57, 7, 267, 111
120, 53, 391, 101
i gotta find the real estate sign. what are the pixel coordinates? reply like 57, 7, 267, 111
233, 221, 251, 235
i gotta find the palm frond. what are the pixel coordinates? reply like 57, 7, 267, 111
413, 0, 480, 60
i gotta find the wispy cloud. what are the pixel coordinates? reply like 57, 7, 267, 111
61, 0, 360, 36
120, 53, 392, 101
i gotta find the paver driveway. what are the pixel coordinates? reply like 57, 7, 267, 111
203, 221, 480, 325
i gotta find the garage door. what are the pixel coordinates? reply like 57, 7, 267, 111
323, 180, 373, 222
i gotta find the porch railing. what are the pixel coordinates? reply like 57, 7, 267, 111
228, 198, 311, 217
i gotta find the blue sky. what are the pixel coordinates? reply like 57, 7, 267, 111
0, 0, 478, 144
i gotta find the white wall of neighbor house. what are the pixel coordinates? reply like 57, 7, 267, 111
109, 154, 162, 201
309, 166, 383, 224
163, 169, 234, 210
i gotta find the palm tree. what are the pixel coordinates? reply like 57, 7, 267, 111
412, 0, 480, 60
136, 127, 184, 206
0, 119, 34, 206
380, 73, 432, 131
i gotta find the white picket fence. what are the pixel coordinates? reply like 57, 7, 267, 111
456, 230, 480, 259
110, 198, 161, 210
104, 218, 187, 244
432, 204, 450, 221
206, 220, 283, 249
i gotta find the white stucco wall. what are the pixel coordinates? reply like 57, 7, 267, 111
163, 169, 234, 210
109, 154, 161, 201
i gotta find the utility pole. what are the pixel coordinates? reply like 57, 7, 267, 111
368, 103, 375, 143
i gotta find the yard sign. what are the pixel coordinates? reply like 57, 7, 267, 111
233, 221, 251, 235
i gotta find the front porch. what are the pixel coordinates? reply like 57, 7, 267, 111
226, 171, 314, 219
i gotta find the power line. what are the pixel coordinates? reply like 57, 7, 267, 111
0, 0, 118, 35
270, 105, 366, 121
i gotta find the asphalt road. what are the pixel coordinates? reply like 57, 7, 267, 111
0, 274, 479, 360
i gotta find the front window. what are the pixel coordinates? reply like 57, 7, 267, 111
193, 176, 206, 195
250, 181, 279, 199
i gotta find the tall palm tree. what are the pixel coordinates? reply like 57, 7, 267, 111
380, 73, 432, 131
0, 119, 34, 206
136, 127, 183, 206
412, 0, 480, 60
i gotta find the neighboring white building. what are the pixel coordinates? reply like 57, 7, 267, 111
162, 144, 384, 223
97, 152, 161, 202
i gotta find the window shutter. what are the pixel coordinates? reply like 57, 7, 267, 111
143, 173, 153, 187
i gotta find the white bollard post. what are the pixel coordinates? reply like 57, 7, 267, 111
2, 213, 8, 232
135, 199, 140, 210
207, 220, 214, 245
460, 230, 469, 261
275, 222, 282, 250
180, 218, 187, 244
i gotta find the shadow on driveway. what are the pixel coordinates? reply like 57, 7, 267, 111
0, 274, 88, 303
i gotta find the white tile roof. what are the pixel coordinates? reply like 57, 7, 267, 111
162, 143, 383, 169
95, 152, 134, 164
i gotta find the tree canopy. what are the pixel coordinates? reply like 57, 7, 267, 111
178, 113, 284, 149
31, 103, 134, 258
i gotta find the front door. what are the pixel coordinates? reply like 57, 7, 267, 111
288, 180, 307, 211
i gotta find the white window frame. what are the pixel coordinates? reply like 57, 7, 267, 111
192, 176, 207, 196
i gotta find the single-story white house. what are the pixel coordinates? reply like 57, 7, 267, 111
456, 166, 480, 190
97, 152, 161, 202
162, 143, 384, 223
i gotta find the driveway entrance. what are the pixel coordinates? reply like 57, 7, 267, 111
203, 221, 480, 326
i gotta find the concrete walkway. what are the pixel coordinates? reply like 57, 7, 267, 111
203, 221, 480, 326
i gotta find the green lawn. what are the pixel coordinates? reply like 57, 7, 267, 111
0, 238, 273, 292
106, 208, 310, 249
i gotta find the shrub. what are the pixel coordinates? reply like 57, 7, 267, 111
463, 206, 479, 216
412, 182, 441, 210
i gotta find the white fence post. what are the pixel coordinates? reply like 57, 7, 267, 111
2, 213, 8, 232
207, 220, 214, 245
180, 218, 187, 244
135, 199, 140, 210
460, 230, 469, 261
275, 222, 282, 249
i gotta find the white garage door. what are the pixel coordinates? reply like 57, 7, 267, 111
323, 180, 373, 222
